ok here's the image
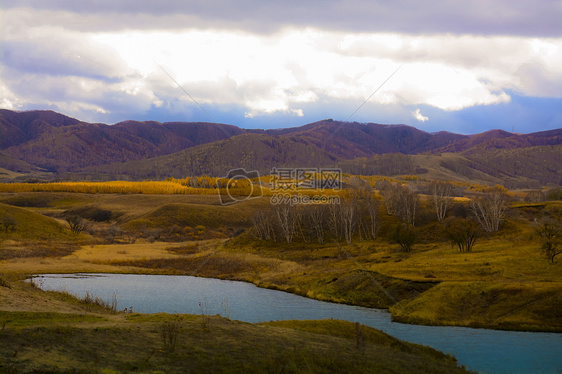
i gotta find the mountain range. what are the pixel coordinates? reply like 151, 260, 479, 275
0, 109, 561, 187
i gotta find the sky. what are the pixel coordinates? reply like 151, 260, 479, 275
1, 0, 561, 134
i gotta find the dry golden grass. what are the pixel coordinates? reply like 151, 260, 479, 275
2, 189, 560, 333
0, 239, 225, 275
363, 238, 562, 283
71, 241, 210, 262
0, 310, 471, 374
390, 281, 562, 332
0, 256, 136, 274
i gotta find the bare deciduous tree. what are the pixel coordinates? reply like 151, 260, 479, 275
378, 181, 397, 216
357, 191, 380, 240
444, 218, 480, 252
274, 203, 300, 243
306, 204, 327, 244
252, 210, 276, 241
398, 187, 419, 226
340, 198, 357, 245
430, 181, 453, 221
379, 182, 419, 226
536, 219, 561, 263
525, 190, 546, 203
470, 187, 510, 233
328, 201, 343, 242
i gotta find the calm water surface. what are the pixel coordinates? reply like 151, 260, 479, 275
32, 273, 562, 374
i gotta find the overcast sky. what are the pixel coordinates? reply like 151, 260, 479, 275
1, 0, 561, 134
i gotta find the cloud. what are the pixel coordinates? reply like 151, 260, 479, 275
2, 26, 559, 123
2, 38, 128, 81
1, 1, 561, 132
2, 1, 561, 36
413, 108, 428, 122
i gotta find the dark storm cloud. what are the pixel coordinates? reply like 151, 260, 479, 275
3, 0, 561, 37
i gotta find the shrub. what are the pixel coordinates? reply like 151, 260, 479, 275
393, 223, 415, 252
66, 215, 86, 234
1, 215, 17, 232
161, 315, 184, 353
536, 219, 561, 263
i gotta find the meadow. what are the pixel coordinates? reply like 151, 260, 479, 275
0, 180, 560, 371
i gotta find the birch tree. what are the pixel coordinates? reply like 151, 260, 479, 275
252, 210, 276, 241
274, 203, 300, 243
328, 201, 343, 242
364, 193, 380, 240
431, 181, 453, 221
379, 182, 418, 226
470, 187, 509, 233
340, 198, 357, 245
306, 205, 327, 244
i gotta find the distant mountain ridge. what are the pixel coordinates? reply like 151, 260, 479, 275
1, 109, 561, 186
0, 110, 243, 171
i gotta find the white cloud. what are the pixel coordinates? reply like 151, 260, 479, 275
413, 108, 428, 122
291, 109, 304, 117
0, 83, 24, 110
1, 4, 561, 125
1, 98, 14, 109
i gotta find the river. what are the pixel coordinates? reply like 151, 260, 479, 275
31, 273, 562, 374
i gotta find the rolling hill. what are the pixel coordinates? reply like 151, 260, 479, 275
1, 109, 561, 186
0, 110, 243, 172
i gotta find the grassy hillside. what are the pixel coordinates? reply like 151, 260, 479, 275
390, 281, 562, 331
0, 278, 471, 374
125, 201, 257, 230
338, 150, 558, 187
0, 314, 469, 373
81, 133, 340, 178
0, 150, 34, 173
79, 142, 562, 188
0, 188, 560, 333
0, 203, 76, 241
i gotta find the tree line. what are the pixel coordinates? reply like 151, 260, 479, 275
251, 181, 517, 253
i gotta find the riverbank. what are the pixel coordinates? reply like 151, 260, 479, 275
1, 193, 560, 334
2, 234, 560, 333
0, 277, 472, 374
